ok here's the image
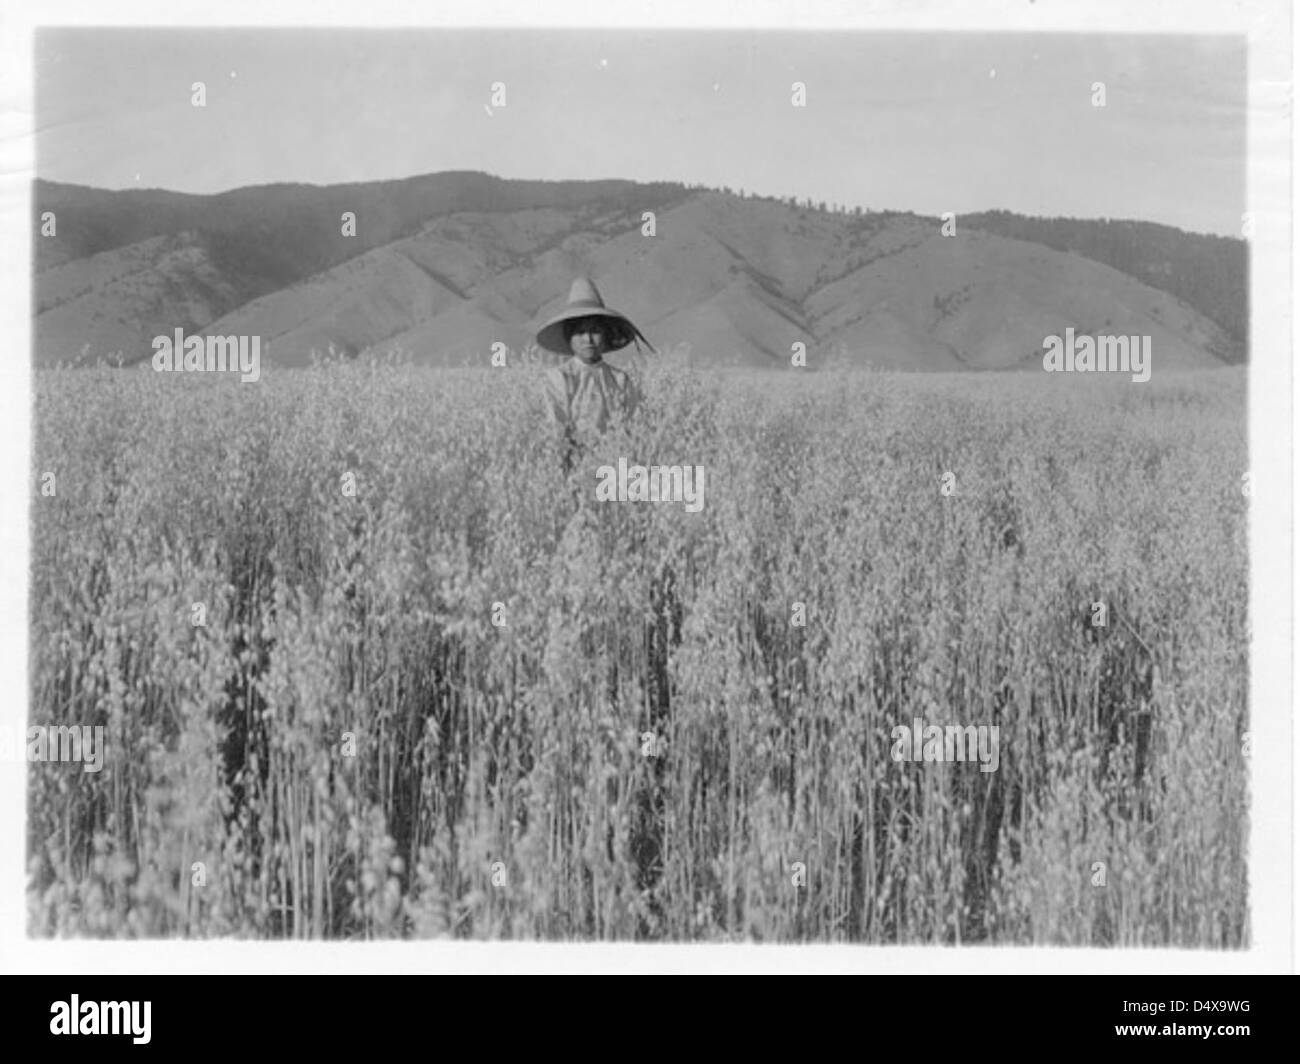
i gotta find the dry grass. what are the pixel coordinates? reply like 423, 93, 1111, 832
27, 353, 1248, 943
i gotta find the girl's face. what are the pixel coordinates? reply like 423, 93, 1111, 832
569, 318, 609, 363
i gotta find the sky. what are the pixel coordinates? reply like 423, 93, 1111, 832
35, 28, 1246, 235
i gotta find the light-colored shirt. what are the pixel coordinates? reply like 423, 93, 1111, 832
544, 357, 642, 436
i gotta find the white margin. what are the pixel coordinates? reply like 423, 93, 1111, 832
0, 0, 1292, 975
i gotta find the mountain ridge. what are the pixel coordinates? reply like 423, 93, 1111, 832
34, 172, 1247, 372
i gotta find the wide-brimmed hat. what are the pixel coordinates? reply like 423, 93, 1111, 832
535, 277, 655, 355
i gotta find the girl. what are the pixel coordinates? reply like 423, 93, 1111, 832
537, 280, 675, 928
536, 277, 653, 458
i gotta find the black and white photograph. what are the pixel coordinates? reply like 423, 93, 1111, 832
0, 0, 1293, 987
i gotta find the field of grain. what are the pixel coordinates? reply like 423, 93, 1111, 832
27, 354, 1249, 944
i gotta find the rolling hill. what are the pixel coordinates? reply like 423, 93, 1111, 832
33, 173, 1247, 372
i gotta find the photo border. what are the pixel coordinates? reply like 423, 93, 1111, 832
0, 0, 1291, 974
